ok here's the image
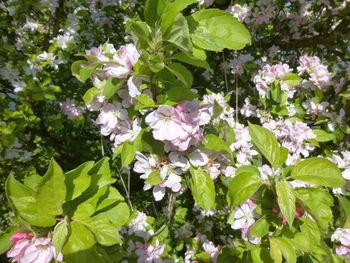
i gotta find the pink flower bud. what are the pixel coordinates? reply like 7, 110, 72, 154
10, 232, 33, 244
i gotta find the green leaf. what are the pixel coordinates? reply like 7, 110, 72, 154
65, 161, 94, 201
23, 173, 42, 192
291, 157, 344, 187
135, 94, 156, 110
121, 142, 135, 167
227, 165, 261, 207
0, 226, 19, 255
269, 238, 282, 263
270, 81, 283, 104
36, 159, 66, 215
165, 86, 198, 102
126, 20, 151, 48
172, 52, 210, 69
203, 134, 232, 157
88, 157, 115, 188
276, 180, 295, 226
81, 218, 122, 246
71, 60, 85, 81
188, 9, 251, 51
92, 201, 130, 227
72, 186, 109, 220
62, 221, 102, 263
144, 0, 169, 26
282, 73, 302, 87
52, 219, 69, 253
338, 196, 350, 227
164, 13, 192, 52
248, 123, 280, 167
6, 174, 56, 227
145, 171, 162, 185
294, 187, 333, 229
78, 64, 97, 83
161, 0, 197, 32
102, 78, 124, 99
217, 246, 240, 262
189, 167, 216, 211
273, 237, 297, 263
83, 87, 100, 105
313, 129, 334, 142
250, 247, 273, 263
166, 63, 193, 88
250, 215, 270, 238
134, 131, 164, 155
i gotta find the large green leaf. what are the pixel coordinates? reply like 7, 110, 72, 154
73, 186, 110, 220
92, 202, 130, 227
23, 173, 42, 192
291, 157, 344, 188
187, 9, 251, 51
81, 218, 122, 246
87, 157, 116, 188
62, 221, 102, 263
227, 165, 261, 207
164, 13, 192, 52
248, 123, 280, 167
6, 175, 56, 227
94, 187, 125, 213
36, 159, 66, 215
161, 0, 197, 32
65, 161, 94, 201
189, 167, 216, 211
276, 180, 295, 226
294, 187, 333, 229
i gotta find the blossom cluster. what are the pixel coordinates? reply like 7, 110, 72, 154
7, 232, 62, 263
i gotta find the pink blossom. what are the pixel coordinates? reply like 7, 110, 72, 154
120, 44, 140, 71
10, 232, 33, 244
297, 55, 332, 88
202, 241, 221, 263
231, 199, 257, 230
96, 102, 128, 136
241, 226, 261, 244
7, 234, 62, 263
227, 4, 251, 22
60, 99, 85, 120
135, 239, 165, 263
146, 102, 207, 152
